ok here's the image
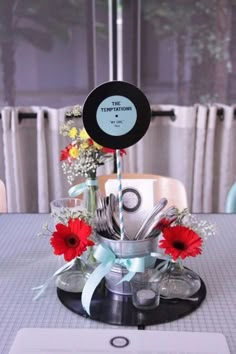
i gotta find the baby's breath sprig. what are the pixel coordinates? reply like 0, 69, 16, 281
66, 105, 82, 117
52, 207, 92, 225
36, 225, 52, 238
184, 214, 217, 242
59, 120, 74, 137
169, 208, 216, 246
37, 207, 92, 238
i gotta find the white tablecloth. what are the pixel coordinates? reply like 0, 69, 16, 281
0, 213, 235, 354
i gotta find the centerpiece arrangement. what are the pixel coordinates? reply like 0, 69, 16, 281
33, 81, 216, 327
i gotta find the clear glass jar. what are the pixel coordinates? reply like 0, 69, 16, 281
83, 177, 100, 215
159, 259, 201, 299
56, 257, 93, 293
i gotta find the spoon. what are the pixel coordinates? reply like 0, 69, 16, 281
134, 198, 168, 240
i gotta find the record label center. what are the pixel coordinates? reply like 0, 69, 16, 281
96, 95, 137, 136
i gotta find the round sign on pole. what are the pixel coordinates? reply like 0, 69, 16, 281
82, 81, 151, 149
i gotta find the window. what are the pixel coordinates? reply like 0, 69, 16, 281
122, 0, 236, 105
0, 0, 109, 107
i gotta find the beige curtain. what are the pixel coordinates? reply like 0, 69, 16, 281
1, 105, 235, 212
123, 104, 236, 212
0, 106, 115, 212
123, 105, 197, 210
192, 104, 236, 212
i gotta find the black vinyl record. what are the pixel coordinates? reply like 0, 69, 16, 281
57, 275, 206, 327
82, 81, 151, 149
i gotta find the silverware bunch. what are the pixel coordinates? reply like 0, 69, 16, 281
94, 194, 178, 241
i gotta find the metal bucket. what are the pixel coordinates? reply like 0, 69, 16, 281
97, 234, 159, 258
97, 234, 158, 295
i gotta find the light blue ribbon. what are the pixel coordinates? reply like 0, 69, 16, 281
68, 179, 98, 197
81, 244, 147, 315
32, 259, 75, 300
150, 252, 172, 272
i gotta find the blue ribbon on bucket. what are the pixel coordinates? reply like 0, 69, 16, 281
81, 243, 147, 315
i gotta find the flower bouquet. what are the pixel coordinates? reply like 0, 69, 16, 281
34, 206, 95, 297
59, 107, 125, 214
154, 208, 216, 299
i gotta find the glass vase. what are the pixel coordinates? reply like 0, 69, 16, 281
159, 259, 201, 299
56, 257, 93, 293
83, 177, 100, 216
80, 245, 98, 269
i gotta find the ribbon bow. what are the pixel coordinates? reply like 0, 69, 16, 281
32, 259, 76, 300
150, 252, 172, 272
81, 244, 149, 315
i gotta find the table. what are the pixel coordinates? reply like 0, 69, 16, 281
0, 213, 235, 353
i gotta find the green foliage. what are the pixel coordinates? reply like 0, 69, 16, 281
142, 0, 231, 71
0, 0, 86, 50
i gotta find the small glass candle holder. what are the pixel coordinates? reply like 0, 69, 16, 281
130, 269, 162, 310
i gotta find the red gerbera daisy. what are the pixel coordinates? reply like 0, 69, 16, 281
154, 218, 171, 232
159, 225, 202, 261
50, 218, 94, 261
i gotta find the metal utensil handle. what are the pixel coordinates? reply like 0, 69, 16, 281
135, 212, 164, 240
134, 198, 168, 240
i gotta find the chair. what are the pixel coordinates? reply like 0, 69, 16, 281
225, 182, 236, 213
98, 173, 188, 210
0, 179, 7, 213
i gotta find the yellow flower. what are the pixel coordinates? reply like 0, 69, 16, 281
68, 127, 78, 139
79, 128, 90, 140
80, 142, 89, 149
69, 146, 79, 158
79, 127, 102, 149
93, 141, 102, 150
